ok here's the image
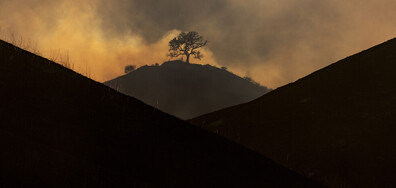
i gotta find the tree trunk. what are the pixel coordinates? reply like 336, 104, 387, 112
186, 54, 190, 63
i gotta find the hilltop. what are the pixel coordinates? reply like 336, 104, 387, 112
191, 38, 396, 187
105, 60, 270, 119
0, 40, 320, 187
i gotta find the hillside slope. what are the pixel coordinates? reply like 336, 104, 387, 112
105, 61, 270, 119
191, 38, 396, 188
0, 40, 320, 187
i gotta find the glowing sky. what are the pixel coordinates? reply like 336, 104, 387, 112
1, 0, 396, 88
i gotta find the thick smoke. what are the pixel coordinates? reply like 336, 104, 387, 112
0, 0, 218, 81
1, 0, 396, 88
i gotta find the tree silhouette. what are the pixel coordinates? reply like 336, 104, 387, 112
168, 31, 208, 63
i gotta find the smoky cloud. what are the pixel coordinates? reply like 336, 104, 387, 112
1, 0, 396, 88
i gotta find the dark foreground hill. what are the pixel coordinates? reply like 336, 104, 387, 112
104, 61, 270, 119
0, 40, 320, 187
191, 38, 396, 188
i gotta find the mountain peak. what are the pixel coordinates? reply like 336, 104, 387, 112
106, 61, 270, 119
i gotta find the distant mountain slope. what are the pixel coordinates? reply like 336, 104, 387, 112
104, 61, 270, 119
191, 38, 396, 188
0, 40, 320, 187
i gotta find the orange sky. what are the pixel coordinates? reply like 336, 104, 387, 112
1, 0, 396, 88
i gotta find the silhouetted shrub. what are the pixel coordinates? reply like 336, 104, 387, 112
125, 65, 136, 74
243, 76, 260, 86
243, 76, 253, 82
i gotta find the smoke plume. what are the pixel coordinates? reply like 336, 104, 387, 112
1, 0, 396, 88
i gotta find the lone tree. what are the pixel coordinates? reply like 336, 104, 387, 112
168, 31, 208, 63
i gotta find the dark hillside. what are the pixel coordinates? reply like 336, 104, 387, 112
191, 38, 396, 188
105, 61, 270, 119
0, 40, 319, 187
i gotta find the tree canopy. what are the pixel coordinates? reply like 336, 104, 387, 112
168, 31, 208, 63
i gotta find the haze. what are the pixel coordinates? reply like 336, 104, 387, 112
1, 0, 395, 88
